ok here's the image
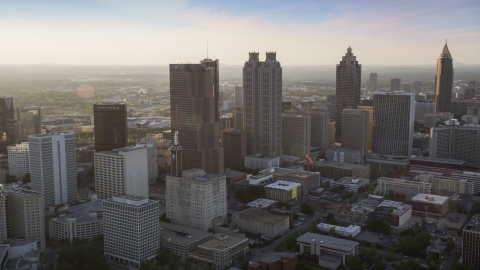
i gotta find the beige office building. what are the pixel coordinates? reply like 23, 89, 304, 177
282, 111, 311, 159
357, 106, 373, 152
375, 177, 431, 200
304, 108, 331, 152
341, 109, 369, 156
419, 174, 474, 195
166, 169, 227, 232
265, 180, 301, 202
7, 142, 30, 180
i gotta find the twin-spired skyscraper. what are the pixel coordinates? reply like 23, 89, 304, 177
335, 47, 362, 142
243, 52, 283, 158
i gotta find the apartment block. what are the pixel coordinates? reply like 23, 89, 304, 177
375, 177, 431, 200
265, 180, 301, 202
7, 142, 30, 180
103, 194, 159, 268
419, 174, 474, 195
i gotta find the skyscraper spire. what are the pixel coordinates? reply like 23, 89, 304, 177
440, 41, 452, 59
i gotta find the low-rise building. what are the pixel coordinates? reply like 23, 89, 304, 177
389, 204, 412, 228
246, 199, 277, 210
248, 252, 298, 270
330, 177, 369, 192
159, 221, 213, 261
334, 205, 365, 222
462, 214, 480, 269
297, 232, 359, 269
48, 200, 103, 243
375, 177, 431, 200
309, 161, 370, 180
317, 223, 361, 237
259, 167, 321, 195
232, 208, 290, 238
189, 233, 249, 270
410, 194, 450, 218
264, 181, 301, 202
419, 174, 474, 195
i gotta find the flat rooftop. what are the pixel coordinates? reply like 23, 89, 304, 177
260, 167, 319, 178
390, 204, 412, 216
464, 214, 480, 233
236, 208, 289, 224
159, 221, 213, 247
246, 198, 277, 209
317, 223, 360, 233
265, 180, 301, 190
54, 199, 103, 224
377, 177, 431, 186
110, 194, 154, 206
250, 252, 297, 264
297, 232, 358, 252
410, 194, 449, 205
198, 233, 247, 250
313, 161, 368, 170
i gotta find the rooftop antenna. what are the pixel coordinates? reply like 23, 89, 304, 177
207, 39, 209, 59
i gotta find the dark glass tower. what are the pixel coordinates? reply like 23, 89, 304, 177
335, 47, 361, 142
434, 42, 453, 113
93, 102, 127, 152
0, 96, 16, 154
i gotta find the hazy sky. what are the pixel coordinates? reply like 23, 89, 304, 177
1, 0, 479, 65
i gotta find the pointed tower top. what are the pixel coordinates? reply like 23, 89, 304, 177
440, 42, 452, 59
347, 46, 352, 53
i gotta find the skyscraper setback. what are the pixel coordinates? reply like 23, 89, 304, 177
335, 47, 362, 142
243, 52, 282, 158
434, 42, 453, 113
93, 103, 127, 152
169, 59, 224, 174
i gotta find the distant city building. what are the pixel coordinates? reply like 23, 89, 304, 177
29, 132, 77, 207
248, 252, 298, 270
310, 161, 370, 180
14, 106, 42, 142
434, 43, 454, 113
244, 52, 283, 159
372, 91, 414, 157
330, 176, 369, 193
317, 223, 361, 237
412, 133, 430, 152
103, 194, 159, 268
402, 83, 411, 92
451, 171, 480, 195
94, 146, 150, 200
7, 142, 30, 180
464, 81, 476, 100
413, 80, 422, 92
259, 167, 321, 194
419, 174, 474, 195
390, 78, 401, 91
429, 119, 480, 168
166, 169, 227, 231
326, 95, 336, 121
221, 128, 247, 169
462, 214, 480, 269
369, 73, 378, 92
357, 106, 373, 152
282, 101, 292, 112
0, 189, 45, 249
335, 47, 361, 142
244, 155, 281, 171
264, 180, 302, 202
93, 102, 127, 152
0, 97, 16, 154
235, 85, 244, 107
233, 106, 244, 131
341, 109, 369, 156
375, 177, 431, 200
410, 193, 450, 218
415, 101, 435, 121
325, 146, 364, 165
304, 108, 331, 153
219, 114, 233, 131
389, 204, 412, 228
170, 60, 224, 174
232, 208, 290, 237
282, 111, 310, 159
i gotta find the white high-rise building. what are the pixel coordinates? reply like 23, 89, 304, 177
28, 132, 77, 207
133, 144, 158, 184
95, 146, 149, 199
103, 194, 159, 268
166, 168, 227, 232
7, 142, 30, 180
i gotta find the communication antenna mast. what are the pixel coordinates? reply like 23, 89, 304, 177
207, 39, 209, 59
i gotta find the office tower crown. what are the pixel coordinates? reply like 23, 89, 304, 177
249, 52, 259, 61
340, 47, 358, 67
265, 52, 277, 61
440, 42, 452, 59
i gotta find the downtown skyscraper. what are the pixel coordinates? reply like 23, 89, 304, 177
169, 59, 224, 174
335, 47, 361, 142
434, 42, 453, 113
243, 52, 282, 158
93, 102, 128, 152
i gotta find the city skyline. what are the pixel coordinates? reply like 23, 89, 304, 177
0, 0, 479, 65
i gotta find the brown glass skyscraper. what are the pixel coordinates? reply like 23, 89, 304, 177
335, 47, 361, 142
0, 96, 16, 154
435, 42, 453, 113
93, 103, 127, 152
169, 59, 224, 174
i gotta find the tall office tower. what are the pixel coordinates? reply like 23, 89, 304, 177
335, 47, 361, 142
372, 92, 414, 157
103, 194, 159, 268
166, 168, 227, 232
358, 106, 373, 152
14, 106, 42, 142
402, 83, 411, 92
0, 97, 16, 154
95, 146, 149, 199
304, 108, 330, 152
368, 73, 378, 92
341, 109, 369, 156
429, 119, 480, 168
169, 59, 224, 174
282, 111, 311, 159
464, 81, 476, 100
221, 128, 247, 169
235, 85, 244, 107
233, 106, 243, 131
326, 95, 336, 121
29, 132, 77, 207
93, 103, 127, 152
462, 214, 480, 269
134, 144, 158, 185
390, 78, 401, 91
414, 101, 435, 121
243, 52, 283, 158
0, 189, 45, 249
7, 142, 30, 180
434, 42, 454, 113
413, 80, 422, 92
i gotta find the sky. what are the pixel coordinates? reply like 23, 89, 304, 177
1, 0, 479, 65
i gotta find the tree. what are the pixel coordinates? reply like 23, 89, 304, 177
159, 213, 171, 223
5, 174, 16, 183
414, 232, 433, 248
207, 228, 215, 233
366, 218, 390, 234
141, 260, 159, 270
385, 252, 396, 262
399, 236, 423, 255
300, 203, 315, 216
21, 173, 31, 184
357, 186, 366, 194
398, 259, 423, 270
328, 226, 335, 236
426, 255, 434, 263
57, 242, 109, 270
339, 185, 346, 191
446, 240, 455, 252
428, 261, 438, 270
235, 189, 250, 202
284, 234, 297, 250
349, 255, 362, 270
